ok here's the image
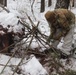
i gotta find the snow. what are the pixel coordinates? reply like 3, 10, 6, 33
21, 55, 48, 75
0, 0, 76, 75
0, 0, 49, 74
0, 54, 48, 75
0, 12, 24, 34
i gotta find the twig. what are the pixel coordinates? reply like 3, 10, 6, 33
0, 51, 16, 74
30, 0, 36, 20
37, 36, 60, 56
12, 21, 40, 75
20, 13, 60, 56
36, 36, 48, 49
25, 12, 35, 27
12, 32, 34, 75
0, 32, 31, 74
0, 64, 17, 67
0, 31, 31, 53
19, 19, 31, 31
0, 42, 16, 53
27, 51, 47, 57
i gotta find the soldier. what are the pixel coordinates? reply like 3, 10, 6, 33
45, 9, 75, 58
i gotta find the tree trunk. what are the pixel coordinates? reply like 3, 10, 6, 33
55, 0, 70, 9
0, 0, 3, 5
40, 0, 45, 12
0, 0, 7, 6
48, 0, 52, 7
4, 0, 7, 6
72, 0, 74, 7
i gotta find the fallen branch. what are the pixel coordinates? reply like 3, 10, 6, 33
12, 32, 34, 75
27, 51, 47, 57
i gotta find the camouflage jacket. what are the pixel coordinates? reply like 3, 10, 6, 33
53, 9, 75, 31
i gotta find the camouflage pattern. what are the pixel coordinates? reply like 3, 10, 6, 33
45, 9, 75, 41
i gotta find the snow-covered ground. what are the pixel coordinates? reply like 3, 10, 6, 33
0, 54, 48, 75
0, 0, 76, 75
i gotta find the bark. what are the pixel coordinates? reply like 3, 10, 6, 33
40, 0, 45, 12
72, 0, 74, 7
55, 0, 70, 9
0, 0, 7, 6
4, 0, 7, 6
48, 0, 52, 7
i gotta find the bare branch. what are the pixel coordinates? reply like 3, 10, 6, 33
29, 0, 36, 20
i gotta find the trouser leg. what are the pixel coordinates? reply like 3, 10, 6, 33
59, 25, 74, 55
